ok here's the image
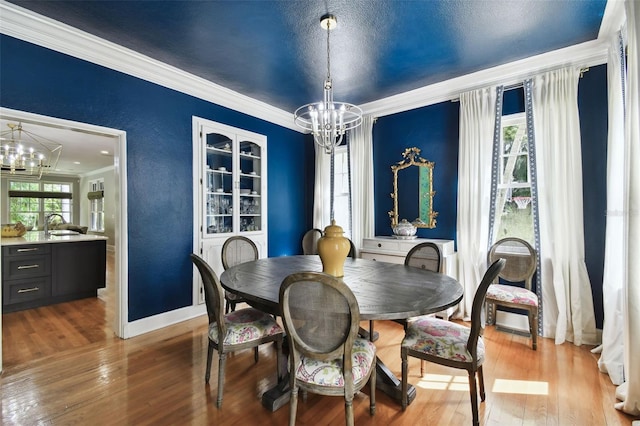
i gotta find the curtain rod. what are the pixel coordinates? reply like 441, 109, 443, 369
450, 67, 590, 102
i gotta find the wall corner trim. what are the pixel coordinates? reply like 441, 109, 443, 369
123, 305, 206, 339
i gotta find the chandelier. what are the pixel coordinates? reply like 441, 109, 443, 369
0, 122, 63, 179
294, 14, 362, 154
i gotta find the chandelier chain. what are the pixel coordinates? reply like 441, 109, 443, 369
326, 21, 331, 81
293, 13, 363, 154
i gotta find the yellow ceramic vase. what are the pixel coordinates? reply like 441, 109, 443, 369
317, 220, 350, 278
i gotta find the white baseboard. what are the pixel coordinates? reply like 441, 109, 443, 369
495, 311, 530, 334
122, 304, 206, 339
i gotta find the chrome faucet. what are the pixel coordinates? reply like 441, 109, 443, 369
44, 213, 66, 236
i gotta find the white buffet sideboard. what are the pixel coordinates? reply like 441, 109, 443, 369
360, 236, 458, 319
360, 236, 457, 277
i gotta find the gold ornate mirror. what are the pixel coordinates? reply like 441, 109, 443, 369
388, 147, 437, 228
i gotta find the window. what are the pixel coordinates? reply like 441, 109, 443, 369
89, 179, 105, 232
492, 113, 534, 244
9, 180, 73, 228
332, 146, 352, 239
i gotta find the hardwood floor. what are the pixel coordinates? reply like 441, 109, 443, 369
1, 298, 635, 425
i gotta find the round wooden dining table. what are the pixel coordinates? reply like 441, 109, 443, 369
219, 255, 463, 410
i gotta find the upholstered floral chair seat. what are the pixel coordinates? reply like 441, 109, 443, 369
209, 308, 283, 345
294, 338, 376, 387
486, 284, 538, 306
403, 317, 485, 363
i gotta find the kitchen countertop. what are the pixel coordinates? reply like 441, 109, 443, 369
1, 231, 108, 246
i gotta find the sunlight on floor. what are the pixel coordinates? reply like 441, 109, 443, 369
417, 374, 469, 391
492, 379, 549, 395
416, 374, 549, 396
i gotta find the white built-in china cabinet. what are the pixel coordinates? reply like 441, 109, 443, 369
192, 117, 267, 302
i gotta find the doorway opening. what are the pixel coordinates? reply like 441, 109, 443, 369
0, 107, 128, 371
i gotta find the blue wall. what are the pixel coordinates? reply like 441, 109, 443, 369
0, 33, 609, 328
373, 101, 460, 240
371, 66, 609, 328
578, 64, 608, 328
0, 35, 312, 321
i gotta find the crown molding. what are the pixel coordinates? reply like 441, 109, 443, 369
1, 1, 623, 124
0, 2, 299, 131
362, 0, 625, 118
360, 39, 609, 118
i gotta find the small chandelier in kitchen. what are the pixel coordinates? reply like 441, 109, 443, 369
0, 122, 63, 179
294, 14, 362, 154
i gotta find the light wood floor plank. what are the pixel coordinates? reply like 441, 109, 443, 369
1, 298, 636, 425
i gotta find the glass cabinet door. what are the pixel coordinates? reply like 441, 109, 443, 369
238, 139, 262, 232
204, 131, 234, 235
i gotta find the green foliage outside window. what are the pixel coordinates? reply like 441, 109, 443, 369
8, 180, 72, 228
494, 117, 534, 245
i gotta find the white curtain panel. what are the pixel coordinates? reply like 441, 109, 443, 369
349, 115, 375, 251
532, 67, 597, 346
312, 142, 332, 230
597, 31, 626, 386
616, 0, 640, 416
455, 86, 497, 320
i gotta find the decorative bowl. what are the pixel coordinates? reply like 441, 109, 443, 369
2, 222, 27, 237
392, 219, 417, 237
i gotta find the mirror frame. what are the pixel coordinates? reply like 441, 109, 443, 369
388, 147, 438, 228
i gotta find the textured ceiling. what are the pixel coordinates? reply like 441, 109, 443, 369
7, 0, 608, 114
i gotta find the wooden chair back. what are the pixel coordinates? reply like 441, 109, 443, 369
347, 238, 357, 259
190, 253, 226, 336
404, 242, 442, 273
221, 236, 258, 270
302, 228, 323, 255
468, 258, 506, 361
280, 271, 359, 371
488, 237, 536, 290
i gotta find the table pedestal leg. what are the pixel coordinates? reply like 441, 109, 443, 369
375, 356, 416, 405
262, 374, 291, 411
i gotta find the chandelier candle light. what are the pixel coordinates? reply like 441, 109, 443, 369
0, 122, 62, 179
294, 14, 363, 154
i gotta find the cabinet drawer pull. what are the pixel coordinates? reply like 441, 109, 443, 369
17, 248, 40, 252
18, 287, 40, 293
17, 264, 40, 270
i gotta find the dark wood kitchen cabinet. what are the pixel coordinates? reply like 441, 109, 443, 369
2, 239, 106, 313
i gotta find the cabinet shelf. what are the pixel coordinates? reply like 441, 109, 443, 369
199, 120, 266, 238
207, 146, 232, 154
239, 152, 260, 159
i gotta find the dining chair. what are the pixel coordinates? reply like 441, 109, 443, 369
401, 258, 506, 426
221, 235, 258, 313
396, 242, 444, 375
347, 238, 357, 259
279, 271, 376, 426
404, 242, 442, 272
485, 237, 538, 350
301, 228, 323, 255
190, 253, 283, 408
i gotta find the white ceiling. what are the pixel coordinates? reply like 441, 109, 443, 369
0, 116, 116, 177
